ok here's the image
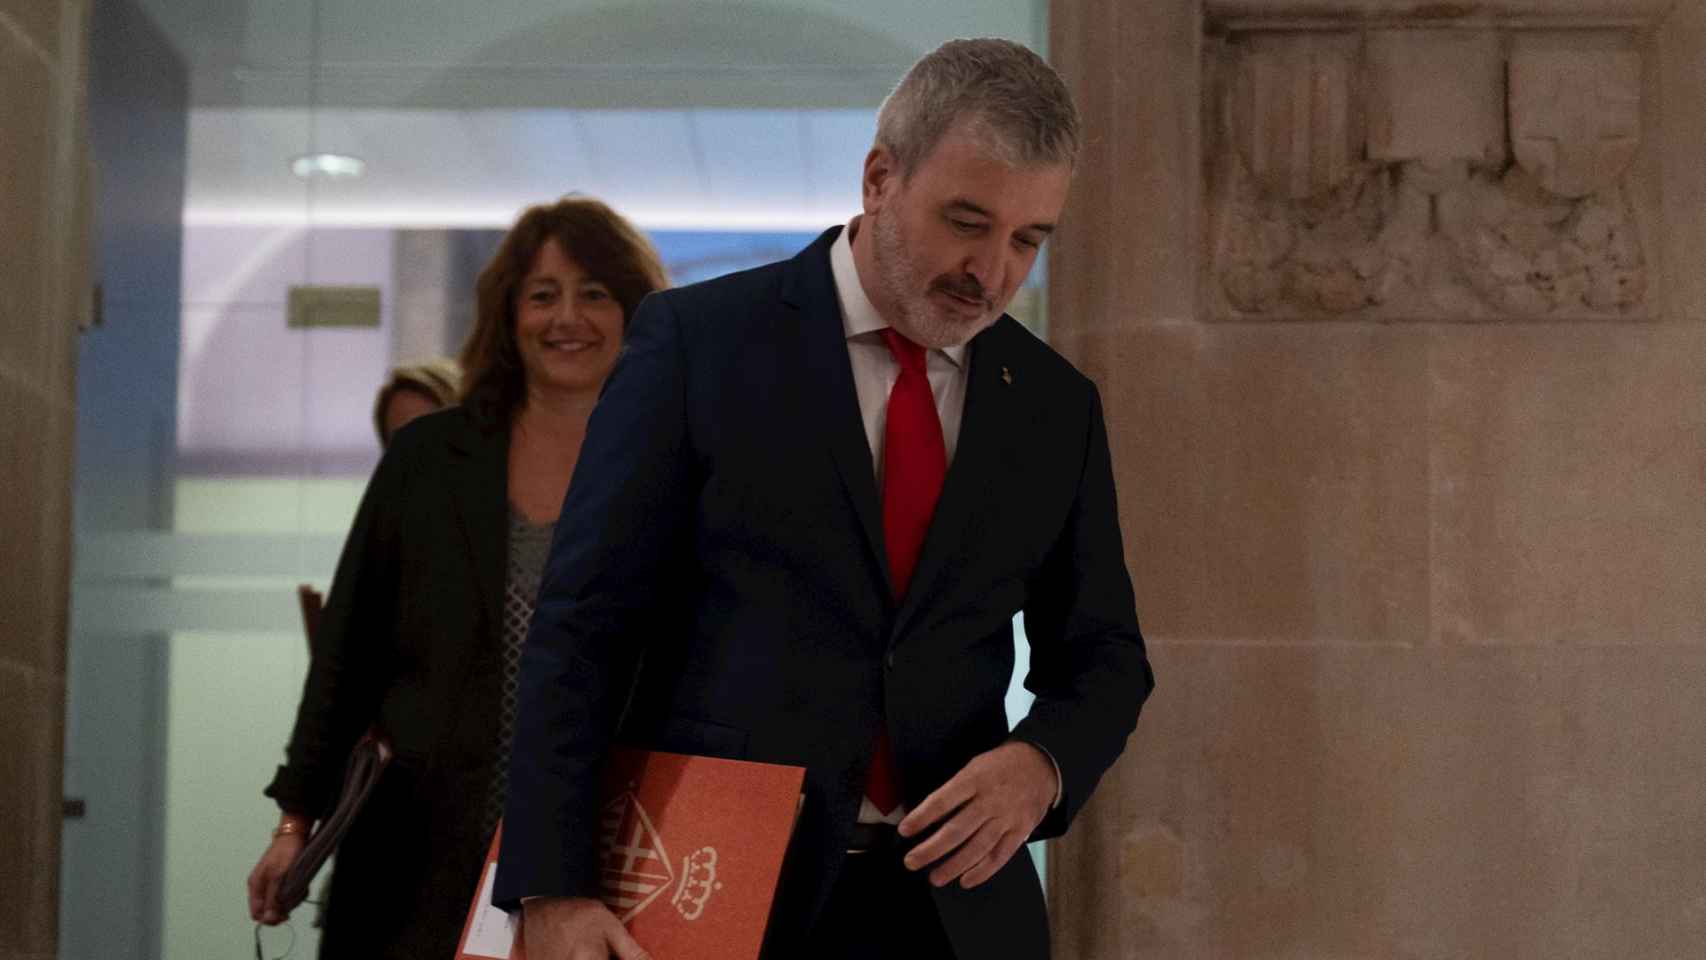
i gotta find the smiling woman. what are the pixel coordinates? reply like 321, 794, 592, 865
510, 239, 626, 401
460, 196, 669, 426
245, 195, 667, 958
461, 196, 670, 522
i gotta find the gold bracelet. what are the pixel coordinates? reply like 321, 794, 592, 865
273, 817, 311, 840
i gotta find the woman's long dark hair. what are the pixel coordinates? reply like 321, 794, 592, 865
458, 195, 667, 423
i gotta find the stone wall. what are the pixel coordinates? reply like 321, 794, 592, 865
1048, 1, 1706, 956
0, 1, 90, 957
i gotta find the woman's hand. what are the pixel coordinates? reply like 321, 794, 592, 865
247, 832, 307, 924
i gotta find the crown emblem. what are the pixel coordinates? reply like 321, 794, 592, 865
597, 789, 674, 921
670, 846, 723, 921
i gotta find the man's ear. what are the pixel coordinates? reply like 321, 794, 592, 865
861, 145, 900, 214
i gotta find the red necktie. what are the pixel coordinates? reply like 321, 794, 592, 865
865, 329, 947, 815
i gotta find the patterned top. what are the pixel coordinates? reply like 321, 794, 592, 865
482, 505, 556, 834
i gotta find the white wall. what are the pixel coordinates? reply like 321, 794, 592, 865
178, 226, 395, 473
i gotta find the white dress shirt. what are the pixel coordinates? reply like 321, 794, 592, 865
829, 218, 970, 484
828, 220, 1061, 826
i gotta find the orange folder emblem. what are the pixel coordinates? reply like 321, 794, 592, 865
457, 749, 805, 960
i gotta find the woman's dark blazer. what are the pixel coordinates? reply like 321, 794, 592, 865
264, 404, 511, 957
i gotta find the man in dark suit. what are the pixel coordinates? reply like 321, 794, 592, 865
496, 38, 1154, 959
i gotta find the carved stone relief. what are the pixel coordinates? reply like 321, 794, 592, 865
1226, 34, 1363, 202
1509, 46, 1641, 198
1208, 29, 1649, 320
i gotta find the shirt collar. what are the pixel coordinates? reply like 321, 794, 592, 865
829, 218, 967, 368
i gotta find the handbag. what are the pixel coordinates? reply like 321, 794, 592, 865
274, 730, 394, 914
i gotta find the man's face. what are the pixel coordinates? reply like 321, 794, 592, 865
861, 123, 1071, 348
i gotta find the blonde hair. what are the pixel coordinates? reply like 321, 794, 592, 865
373, 358, 461, 446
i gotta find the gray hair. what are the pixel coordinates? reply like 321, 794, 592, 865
875, 38, 1080, 175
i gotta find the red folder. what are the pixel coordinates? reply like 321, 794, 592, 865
456, 748, 805, 960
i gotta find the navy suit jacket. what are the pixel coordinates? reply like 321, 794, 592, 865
496, 227, 1153, 957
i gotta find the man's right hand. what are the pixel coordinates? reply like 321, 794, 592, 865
522, 896, 650, 960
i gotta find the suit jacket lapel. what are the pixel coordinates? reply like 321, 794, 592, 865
445, 410, 509, 626
894, 317, 1024, 637
783, 228, 890, 598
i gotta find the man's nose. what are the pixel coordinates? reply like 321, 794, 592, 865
963, 236, 1006, 294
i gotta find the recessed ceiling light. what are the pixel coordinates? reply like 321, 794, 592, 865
290, 153, 366, 179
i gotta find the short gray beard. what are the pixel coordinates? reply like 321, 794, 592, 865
871, 211, 991, 349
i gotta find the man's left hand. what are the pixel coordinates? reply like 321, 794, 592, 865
897, 740, 1057, 889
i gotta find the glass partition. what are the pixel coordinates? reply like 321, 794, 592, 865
66, 3, 1049, 956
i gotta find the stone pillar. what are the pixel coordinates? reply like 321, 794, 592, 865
1047, 1, 1706, 957
392, 229, 504, 366
392, 230, 460, 365
0, 0, 90, 955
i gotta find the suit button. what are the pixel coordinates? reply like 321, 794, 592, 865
885, 650, 895, 670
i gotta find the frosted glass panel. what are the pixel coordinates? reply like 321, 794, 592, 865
163, 631, 324, 960
68, 4, 1049, 957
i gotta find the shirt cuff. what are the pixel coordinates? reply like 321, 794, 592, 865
1040, 745, 1064, 810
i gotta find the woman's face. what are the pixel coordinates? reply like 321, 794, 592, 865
513, 237, 625, 399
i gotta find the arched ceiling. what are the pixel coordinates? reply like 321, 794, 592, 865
142, 0, 1045, 228
141, 0, 1043, 109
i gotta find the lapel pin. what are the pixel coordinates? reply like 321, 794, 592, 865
1001, 366, 1013, 386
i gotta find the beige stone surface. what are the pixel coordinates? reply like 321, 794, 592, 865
1205, 0, 1674, 22
0, 376, 56, 674
1227, 33, 1363, 200
0, 0, 60, 58
1055, 323, 1434, 646
1053, 643, 1706, 959
0, 1, 86, 955
1366, 30, 1505, 166
1196, 324, 1433, 645
0, 662, 62, 952
1509, 40, 1642, 199
1659, 0, 1706, 320
1051, 320, 1706, 652
1051, 324, 1213, 643
1429, 322, 1706, 644
1049, 0, 1706, 956
0, 28, 53, 380
1050, 0, 1200, 331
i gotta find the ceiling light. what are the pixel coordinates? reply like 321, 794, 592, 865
290, 153, 366, 179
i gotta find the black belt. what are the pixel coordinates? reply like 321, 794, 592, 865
846, 822, 900, 854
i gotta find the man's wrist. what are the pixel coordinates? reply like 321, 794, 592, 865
1008, 738, 1064, 809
